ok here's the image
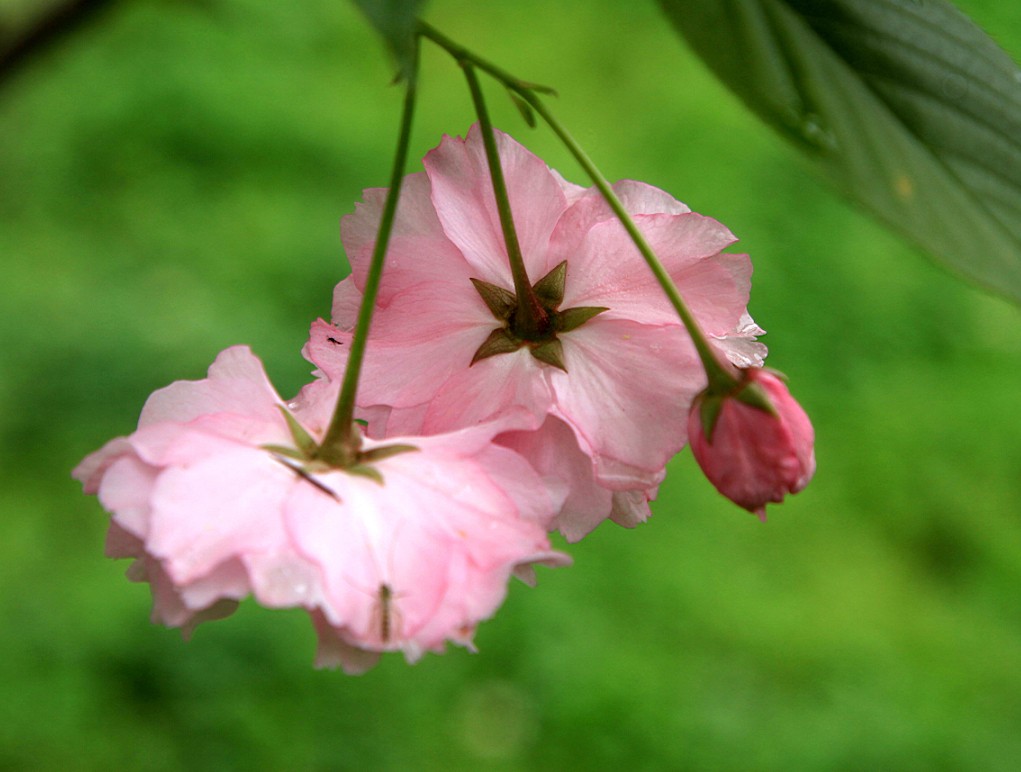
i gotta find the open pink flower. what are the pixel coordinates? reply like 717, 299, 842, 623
687, 367, 815, 519
73, 346, 331, 633
73, 346, 568, 673
313, 125, 765, 539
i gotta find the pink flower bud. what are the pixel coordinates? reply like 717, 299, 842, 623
687, 368, 815, 519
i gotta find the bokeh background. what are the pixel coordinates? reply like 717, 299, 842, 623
3, 0, 1021, 769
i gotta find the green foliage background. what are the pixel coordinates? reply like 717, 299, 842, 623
2, 0, 1020, 769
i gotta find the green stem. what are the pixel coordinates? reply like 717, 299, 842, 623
418, 22, 736, 392
419, 22, 545, 101
522, 97, 733, 389
318, 45, 419, 464
462, 62, 548, 339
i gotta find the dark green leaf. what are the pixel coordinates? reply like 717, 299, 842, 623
353, 0, 427, 80
659, 0, 1021, 304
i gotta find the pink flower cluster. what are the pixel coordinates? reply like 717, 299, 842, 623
75, 347, 567, 673
74, 125, 813, 672
313, 126, 767, 539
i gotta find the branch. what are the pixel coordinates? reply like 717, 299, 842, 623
0, 0, 120, 87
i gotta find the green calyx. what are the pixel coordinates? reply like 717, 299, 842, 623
698, 394, 724, 442
734, 380, 778, 416
469, 260, 607, 371
263, 405, 418, 491
698, 375, 779, 442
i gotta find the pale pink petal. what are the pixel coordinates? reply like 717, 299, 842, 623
551, 180, 692, 246
354, 282, 496, 409
129, 417, 285, 468
293, 319, 347, 435
290, 471, 442, 648
612, 179, 692, 215
97, 455, 159, 539
422, 348, 553, 434
284, 424, 566, 661
513, 552, 574, 585
176, 557, 252, 610
146, 447, 297, 584
140, 556, 240, 633
424, 126, 567, 285
244, 551, 326, 609
558, 214, 739, 327
672, 252, 754, 338
551, 168, 588, 204
177, 600, 239, 639
550, 317, 701, 489
340, 173, 472, 307
361, 402, 427, 439
139, 346, 283, 428
330, 278, 363, 329
302, 320, 353, 382
475, 442, 568, 530
643, 212, 739, 272
609, 481, 662, 529
496, 416, 615, 542
713, 311, 769, 369
105, 522, 144, 560
72, 437, 133, 494
554, 218, 676, 324
311, 610, 382, 673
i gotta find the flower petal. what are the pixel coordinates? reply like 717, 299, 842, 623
496, 416, 615, 541
146, 447, 296, 584
551, 317, 700, 488
424, 127, 568, 285
340, 173, 472, 307
422, 348, 553, 434
139, 346, 284, 428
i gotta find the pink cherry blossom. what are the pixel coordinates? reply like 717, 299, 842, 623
73, 346, 568, 673
313, 125, 765, 539
687, 367, 816, 519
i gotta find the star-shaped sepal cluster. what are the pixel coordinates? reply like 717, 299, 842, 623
262, 407, 417, 492
469, 261, 607, 371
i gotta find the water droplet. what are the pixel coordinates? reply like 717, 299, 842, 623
287, 401, 299, 410
940, 74, 967, 100
800, 113, 838, 152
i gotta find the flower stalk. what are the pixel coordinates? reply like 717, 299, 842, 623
317, 39, 420, 464
462, 61, 550, 340
418, 21, 737, 394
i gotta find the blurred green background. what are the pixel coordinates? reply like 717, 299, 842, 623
3, 0, 1021, 769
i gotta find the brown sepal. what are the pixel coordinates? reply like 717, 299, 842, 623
470, 327, 523, 365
